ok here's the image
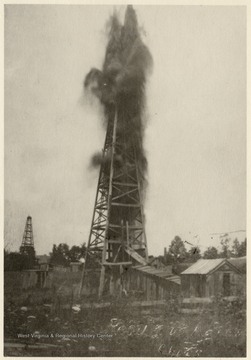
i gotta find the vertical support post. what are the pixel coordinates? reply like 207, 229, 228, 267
121, 220, 124, 244
79, 138, 108, 297
133, 146, 149, 262
126, 221, 129, 248
99, 110, 118, 298
98, 266, 106, 298
120, 265, 123, 296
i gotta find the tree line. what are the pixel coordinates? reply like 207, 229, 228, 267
4, 243, 87, 271
4, 236, 246, 271
162, 236, 246, 265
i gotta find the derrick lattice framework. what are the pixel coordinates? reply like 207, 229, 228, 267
81, 107, 149, 297
20, 215, 36, 259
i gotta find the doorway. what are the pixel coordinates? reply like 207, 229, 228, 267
223, 273, 231, 296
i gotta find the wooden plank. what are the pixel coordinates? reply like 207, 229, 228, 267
126, 221, 129, 247
113, 245, 122, 262
124, 247, 148, 265
103, 261, 132, 266
109, 223, 143, 230
111, 202, 141, 208
92, 225, 105, 230
113, 182, 138, 187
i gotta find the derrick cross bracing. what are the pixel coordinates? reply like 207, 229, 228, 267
80, 107, 149, 297
19, 215, 36, 265
20, 216, 35, 252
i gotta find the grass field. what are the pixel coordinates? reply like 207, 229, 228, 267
4, 271, 246, 357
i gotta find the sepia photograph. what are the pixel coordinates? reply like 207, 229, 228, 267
4, 3, 246, 357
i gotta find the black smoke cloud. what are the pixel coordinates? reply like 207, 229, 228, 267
90, 151, 123, 170
85, 5, 153, 184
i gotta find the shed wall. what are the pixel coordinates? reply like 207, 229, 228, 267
181, 267, 245, 298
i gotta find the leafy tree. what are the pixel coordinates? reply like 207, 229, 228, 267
232, 238, 246, 257
4, 251, 35, 271
50, 243, 87, 266
68, 245, 81, 262
203, 246, 219, 259
187, 246, 201, 262
50, 243, 70, 266
168, 236, 187, 263
232, 238, 240, 257
68, 243, 86, 262
238, 238, 247, 257
219, 238, 233, 258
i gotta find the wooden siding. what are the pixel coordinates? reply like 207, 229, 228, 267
125, 268, 180, 300
80, 266, 181, 299
21, 270, 51, 289
181, 265, 245, 298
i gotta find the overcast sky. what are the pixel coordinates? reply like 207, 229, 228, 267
5, 5, 246, 256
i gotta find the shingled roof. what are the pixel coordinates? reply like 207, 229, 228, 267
181, 258, 242, 275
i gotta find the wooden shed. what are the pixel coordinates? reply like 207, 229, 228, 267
181, 258, 244, 299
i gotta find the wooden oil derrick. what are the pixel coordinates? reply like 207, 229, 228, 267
80, 107, 149, 298
20, 215, 36, 267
